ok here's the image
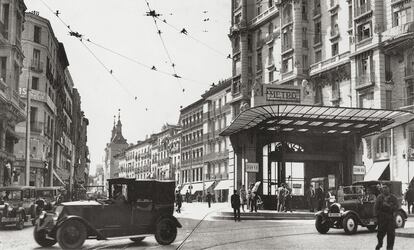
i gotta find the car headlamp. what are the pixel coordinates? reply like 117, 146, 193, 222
340, 207, 345, 213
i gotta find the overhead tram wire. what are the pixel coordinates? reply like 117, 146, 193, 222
143, 0, 185, 92
38, 0, 152, 110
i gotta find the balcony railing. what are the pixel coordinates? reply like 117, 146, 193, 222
355, 0, 371, 18
249, 5, 277, 26
31, 60, 43, 73
313, 7, 321, 17
282, 42, 292, 52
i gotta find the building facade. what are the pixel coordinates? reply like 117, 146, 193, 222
226, 0, 414, 209
202, 80, 233, 201
0, 0, 26, 186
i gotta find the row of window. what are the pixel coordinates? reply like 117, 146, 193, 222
181, 167, 203, 183
181, 110, 203, 127
182, 147, 204, 161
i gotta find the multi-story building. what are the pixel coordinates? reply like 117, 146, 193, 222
117, 137, 153, 179
225, 0, 414, 209
14, 12, 59, 186
170, 130, 181, 185
154, 124, 180, 180
202, 79, 233, 201
179, 100, 205, 197
0, 0, 26, 186
104, 114, 128, 187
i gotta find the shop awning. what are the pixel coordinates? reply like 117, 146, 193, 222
180, 184, 189, 195
364, 161, 389, 181
204, 181, 215, 190
220, 104, 414, 136
214, 179, 233, 191
191, 182, 204, 192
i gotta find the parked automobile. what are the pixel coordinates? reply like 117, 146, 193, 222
0, 186, 38, 229
33, 178, 181, 249
315, 180, 407, 235
35, 186, 64, 212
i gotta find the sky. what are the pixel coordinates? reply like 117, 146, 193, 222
26, 0, 232, 175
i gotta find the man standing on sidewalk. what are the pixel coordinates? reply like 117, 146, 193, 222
375, 184, 399, 250
405, 185, 414, 214
206, 191, 212, 208
231, 189, 241, 222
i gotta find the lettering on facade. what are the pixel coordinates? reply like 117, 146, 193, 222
266, 87, 301, 102
353, 165, 365, 175
246, 163, 259, 173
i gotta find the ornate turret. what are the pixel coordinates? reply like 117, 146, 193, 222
111, 109, 127, 144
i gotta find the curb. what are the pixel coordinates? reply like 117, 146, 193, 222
396, 229, 414, 238
211, 215, 315, 220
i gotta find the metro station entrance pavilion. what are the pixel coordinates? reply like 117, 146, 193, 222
221, 104, 413, 209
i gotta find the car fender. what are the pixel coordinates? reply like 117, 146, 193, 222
53, 215, 106, 240
396, 209, 408, 220
314, 211, 326, 218
156, 214, 182, 228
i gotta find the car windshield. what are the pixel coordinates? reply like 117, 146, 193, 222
342, 185, 364, 200
36, 190, 54, 198
1, 190, 22, 201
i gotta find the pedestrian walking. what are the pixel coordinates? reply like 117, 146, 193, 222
284, 184, 292, 212
185, 190, 190, 203
315, 184, 324, 211
247, 188, 252, 212
375, 183, 399, 250
206, 191, 212, 208
240, 185, 247, 212
405, 185, 414, 214
278, 184, 286, 212
175, 191, 182, 213
250, 191, 258, 212
231, 189, 241, 222
306, 184, 315, 212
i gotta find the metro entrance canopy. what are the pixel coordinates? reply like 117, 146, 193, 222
220, 104, 414, 137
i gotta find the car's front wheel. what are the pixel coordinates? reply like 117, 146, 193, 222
130, 237, 145, 243
155, 218, 177, 245
57, 220, 87, 249
395, 211, 405, 228
315, 215, 330, 234
342, 214, 358, 235
33, 225, 57, 247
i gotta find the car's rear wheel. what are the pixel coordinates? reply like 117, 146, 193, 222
367, 225, 377, 232
57, 220, 87, 249
16, 213, 24, 230
33, 225, 57, 247
342, 214, 358, 235
315, 215, 330, 234
155, 218, 177, 245
395, 211, 405, 228
130, 237, 145, 243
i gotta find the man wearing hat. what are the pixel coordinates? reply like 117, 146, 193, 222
374, 183, 399, 250
231, 189, 241, 222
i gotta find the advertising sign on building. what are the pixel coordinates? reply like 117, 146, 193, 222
266, 87, 301, 103
246, 163, 259, 173
353, 165, 365, 175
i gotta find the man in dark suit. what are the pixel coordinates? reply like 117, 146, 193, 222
231, 189, 241, 222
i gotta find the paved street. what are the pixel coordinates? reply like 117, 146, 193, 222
1, 202, 413, 250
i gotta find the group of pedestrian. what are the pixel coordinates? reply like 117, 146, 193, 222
276, 183, 292, 212
306, 184, 325, 212
238, 184, 261, 212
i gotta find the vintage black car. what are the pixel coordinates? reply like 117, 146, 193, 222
315, 180, 407, 235
33, 178, 182, 249
35, 186, 64, 212
0, 186, 38, 229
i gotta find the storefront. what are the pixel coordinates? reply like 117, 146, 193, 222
221, 104, 412, 209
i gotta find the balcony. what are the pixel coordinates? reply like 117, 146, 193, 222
313, 8, 321, 18
30, 121, 44, 134
329, 0, 339, 11
382, 21, 414, 44
249, 5, 278, 26
309, 51, 350, 76
330, 26, 339, 39
356, 72, 375, 89
204, 150, 229, 162
30, 60, 43, 73
354, 0, 371, 19
282, 15, 293, 27
282, 42, 293, 53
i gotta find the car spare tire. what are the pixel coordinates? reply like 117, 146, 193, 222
155, 217, 177, 245
34, 225, 57, 247
395, 211, 405, 228
57, 220, 87, 249
315, 215, 330, 234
